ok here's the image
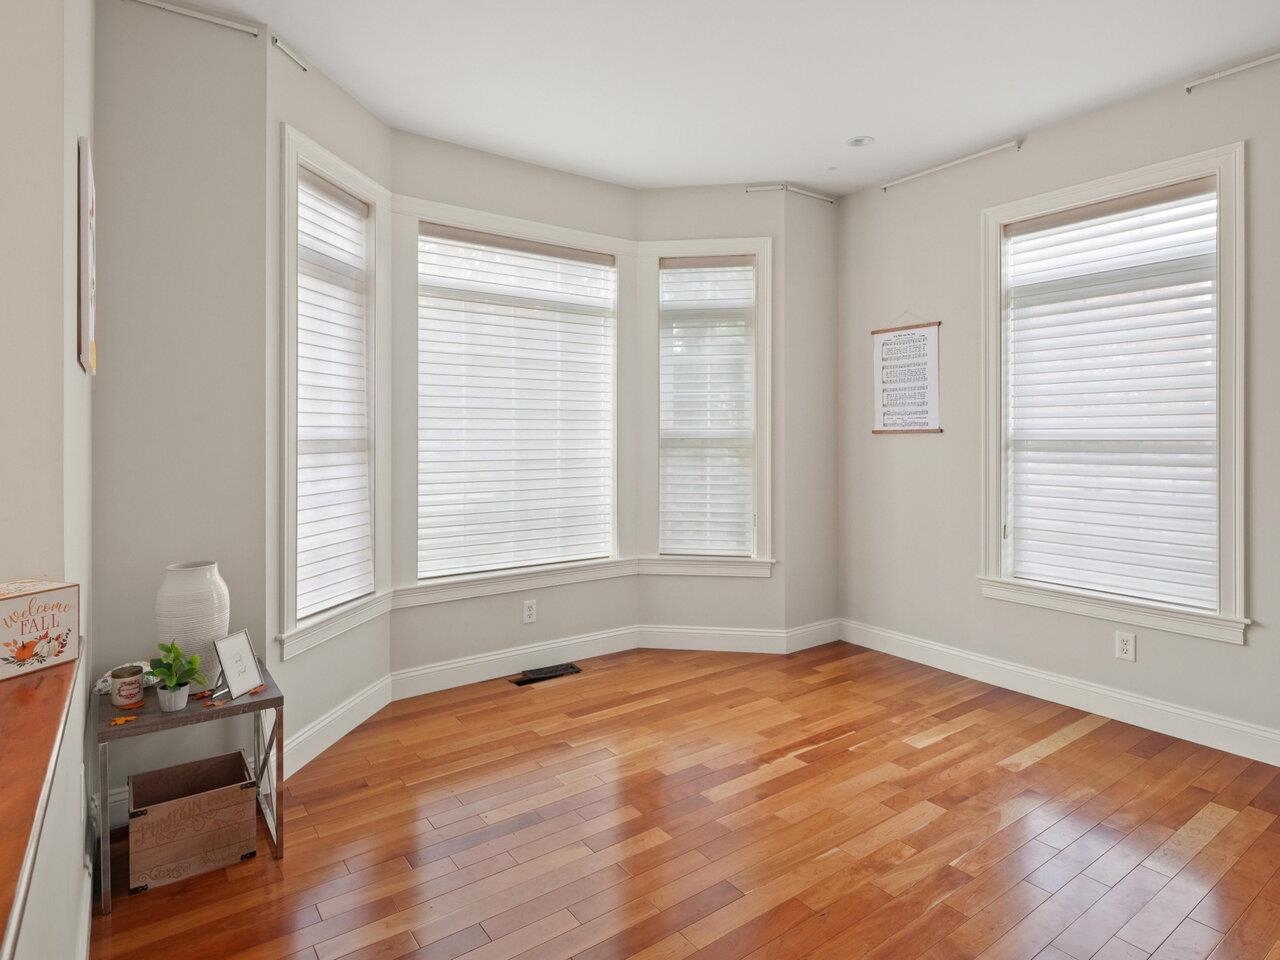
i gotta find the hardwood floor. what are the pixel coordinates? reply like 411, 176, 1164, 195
90, 643, 1280, 960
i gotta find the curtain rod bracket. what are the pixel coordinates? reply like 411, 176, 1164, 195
272, 36, 309, 72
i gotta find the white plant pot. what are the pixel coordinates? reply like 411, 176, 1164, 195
155, 561, 229, 689
156, 684, 190, 712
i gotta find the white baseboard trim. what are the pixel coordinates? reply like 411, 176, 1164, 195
637, 618, 845, 655
388, 619, 845, 702
637, 624, 785, 654
284, 674, 392, 778
391, 626, 638, 700
841, 618, 1280, 766
785, 618, 845, 653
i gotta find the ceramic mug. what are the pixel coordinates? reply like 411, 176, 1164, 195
110, 664, 145, 708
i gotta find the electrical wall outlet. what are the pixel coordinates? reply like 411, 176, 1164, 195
1115, 631, 1136, 662
522, 599, 537, 624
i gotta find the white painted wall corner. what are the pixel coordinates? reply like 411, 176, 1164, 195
783, 618, 844, 653
283, 673, 392, 777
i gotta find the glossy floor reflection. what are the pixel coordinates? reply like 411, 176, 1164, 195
91, 643, 1280, 959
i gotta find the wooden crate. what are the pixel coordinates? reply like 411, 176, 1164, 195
127, 751, 256, 893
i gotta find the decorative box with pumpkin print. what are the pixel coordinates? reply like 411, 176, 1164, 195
0, 580, 80, 681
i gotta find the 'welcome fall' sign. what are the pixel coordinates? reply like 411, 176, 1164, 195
0, 580, 80, 681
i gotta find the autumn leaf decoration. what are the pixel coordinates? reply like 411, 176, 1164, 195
2, 629, 71, 668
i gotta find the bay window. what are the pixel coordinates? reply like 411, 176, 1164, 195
416, 225, 617, 579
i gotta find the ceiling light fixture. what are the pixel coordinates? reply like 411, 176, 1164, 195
847, 136, 875, 148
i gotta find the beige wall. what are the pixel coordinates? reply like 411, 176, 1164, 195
635, 186, 790, 629
391, 129, 636, 239
635, 187, 840, 632
61, 0, 94, 637
93, 0, 268, 786
781, 191, 839, 629
93, 0, 399, 782
264, 25, 394, 745
0, 0, 95, 592
1, 0, 65, 581
836, 65, 1280, 731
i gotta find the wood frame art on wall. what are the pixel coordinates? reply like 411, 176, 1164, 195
77, 135, 97, 375
872, 316, 941, 434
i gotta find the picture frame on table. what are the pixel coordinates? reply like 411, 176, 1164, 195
213, 629, 263, 699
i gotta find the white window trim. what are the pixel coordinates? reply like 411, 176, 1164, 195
279, 590, 393, 660
281, 199, 776, 657
400, 193, 631, 581
279, 124, 393, 649
636, 556, 774, 578
979, 143, 1247, 645
639, 237, 774, 564
394, 197, 776, 590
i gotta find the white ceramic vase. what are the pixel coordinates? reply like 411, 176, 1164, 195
155, 561, 229, 690
156, 684, 190, 712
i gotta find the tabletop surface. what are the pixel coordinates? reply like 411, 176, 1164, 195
0, 657, 78, 949
96, 661, 282, 743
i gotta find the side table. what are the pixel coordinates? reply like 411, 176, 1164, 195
94, 662, 283, 913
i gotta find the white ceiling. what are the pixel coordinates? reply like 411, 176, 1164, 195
211, 0, 1280, 194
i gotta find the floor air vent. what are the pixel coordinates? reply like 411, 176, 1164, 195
511, 662, 581, 686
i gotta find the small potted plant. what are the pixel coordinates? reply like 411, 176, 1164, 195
147, 641, 206, 712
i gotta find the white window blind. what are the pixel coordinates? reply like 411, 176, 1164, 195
1003, 178, 1219, 610
659, 256, 756, 556
417, 224, 616, 579
295, 168, 375, 620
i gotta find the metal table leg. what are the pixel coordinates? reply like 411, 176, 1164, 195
274, 706, 284, 858
253, 707, 285, 858
253, 710, 260, 793
98, 739, 110, 914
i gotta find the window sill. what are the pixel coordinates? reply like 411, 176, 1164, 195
978, 576, 1248, 645
278, 590, 394, 660
637, 556, 775, 578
